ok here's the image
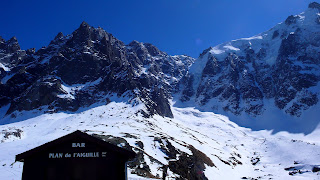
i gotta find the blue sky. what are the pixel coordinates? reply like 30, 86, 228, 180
0, 0, 317, 58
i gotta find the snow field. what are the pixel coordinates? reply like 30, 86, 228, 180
0, 102, 319, 179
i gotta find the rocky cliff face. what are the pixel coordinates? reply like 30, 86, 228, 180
177, 3, 320, 132
0, 22, 194, 119
1, 3, 320, 180
1, 3, 320, 133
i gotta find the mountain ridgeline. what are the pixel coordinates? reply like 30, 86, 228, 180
1, 3, 320, 133
0, 21, 194, 120
178, 2, 320, 133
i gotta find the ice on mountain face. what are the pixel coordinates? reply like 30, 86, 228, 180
177, 3, 320, 134
197, 6, 320, 66
239, 35, 263, 41
1, 3, 320, 179
210, 47, 224, 55
222, 44, 240, 51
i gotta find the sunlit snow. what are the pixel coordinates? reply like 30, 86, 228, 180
0, 102, 319, 179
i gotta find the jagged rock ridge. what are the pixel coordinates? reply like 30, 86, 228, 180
1, 2, 320, 180
1, 3, 320, 134
0, 22, 194, 119
177, 2, 320, 133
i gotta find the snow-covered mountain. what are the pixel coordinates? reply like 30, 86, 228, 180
1, 3, 320, 133
1, 2, 320, 180
0, 21, 194, 122
1, 102, 320, 179
177, 2, 320, 134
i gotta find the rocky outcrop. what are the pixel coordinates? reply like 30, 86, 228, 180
2, 3, 320, 132
0, 22, 194, 118
178, 2, 320, 130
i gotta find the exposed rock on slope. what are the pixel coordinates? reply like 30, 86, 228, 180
177, 3, 320, 133
1, 103, 320, 179
0, 22, 194, 120
2, 3, 320, 133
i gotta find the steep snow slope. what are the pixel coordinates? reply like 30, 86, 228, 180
1, 2, 320, 180
177, 3, 320, 134
0, 103, 320, 179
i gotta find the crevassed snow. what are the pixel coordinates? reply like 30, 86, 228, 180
223, 44, 240, 51
191, 6, 320, 68
205, 32, 278, 66
209, 43, 241, 55
210, 47, 224, 54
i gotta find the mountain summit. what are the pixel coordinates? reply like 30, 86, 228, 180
308, 1, 320, 9
1, 3, 320, 133
177, 2, 320, 133
1, 3, 320, 180
0, 23, 194, 121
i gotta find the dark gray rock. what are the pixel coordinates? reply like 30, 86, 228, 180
0, 22, 194, 119
178, 4, 320, 127
308, 2, 320, 10
285, 15, 298, 25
